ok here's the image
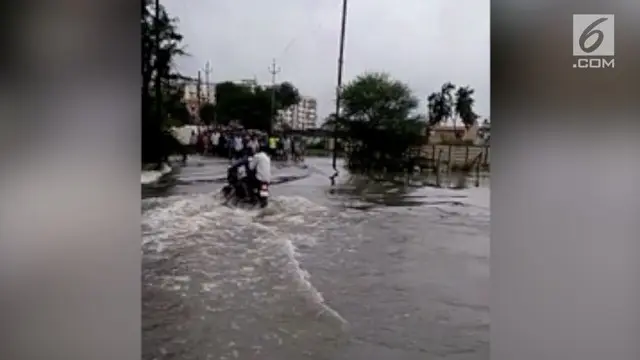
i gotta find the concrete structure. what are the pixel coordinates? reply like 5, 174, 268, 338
478, 119, 490, 144
277, 96, 318, 130
183, 82, 214, 104
182, 80, 215, 123
183, 78, 260, 103
430, 122, 483, 144
184, 99, 200, 122
235, 78, 258, 89
170, 125, 207, 145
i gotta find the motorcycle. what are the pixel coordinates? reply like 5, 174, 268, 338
221, 179, 269, 209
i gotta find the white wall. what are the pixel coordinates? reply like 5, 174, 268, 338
170, 125, 206, 145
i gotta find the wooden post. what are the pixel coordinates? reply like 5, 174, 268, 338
465, 145, 470, 165
475, 154, 481, 187
483, 146, 489, 168
446, 144, 453, 177
435, 149, 443, 187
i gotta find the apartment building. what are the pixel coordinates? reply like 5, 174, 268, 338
277, 96, 318, 130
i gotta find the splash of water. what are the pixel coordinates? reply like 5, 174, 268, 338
142, 191, 349, 328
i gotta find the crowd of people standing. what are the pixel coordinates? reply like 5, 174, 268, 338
186, 125, 305, 162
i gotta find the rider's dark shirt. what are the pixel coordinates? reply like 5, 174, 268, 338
229, 156, 249, 171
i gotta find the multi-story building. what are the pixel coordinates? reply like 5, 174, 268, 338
277, 96, 317, 130
181, 80, 215, 123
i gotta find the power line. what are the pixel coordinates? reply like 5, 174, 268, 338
275, 7, 331, 66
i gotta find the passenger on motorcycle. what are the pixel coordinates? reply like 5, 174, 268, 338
247, 145, 271, 194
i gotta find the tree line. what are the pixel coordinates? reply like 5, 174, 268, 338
205, 81, 300, 130
141, 0, 301, 166
142, 0, 188, 165
322, 73, 484, 174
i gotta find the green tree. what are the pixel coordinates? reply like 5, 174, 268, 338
454, 86, 478, 129
241, 86, 273, 130
338, 72, 426, 173
426, 93, 443, 125
274, 82, 301, 109
163, 79, 192, 127
166, 102, 191, 127
214, 81, 300, 132
426, 91, 450, 144
322, 113, 348, 133
213, 81, 246, 125
199, 103, 216, 125
141, 0, 187, 165
439, 82, 456, 133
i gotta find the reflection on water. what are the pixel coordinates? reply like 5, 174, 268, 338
328, 172, 488, 209
142, 157, 489, 360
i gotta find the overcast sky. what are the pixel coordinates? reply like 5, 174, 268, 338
163, 0, 490, 122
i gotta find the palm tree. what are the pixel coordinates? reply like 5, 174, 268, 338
426, 93, 441, 126
454, 86, 479, 130
440, 82, 456, 131
426, 92, 449, 144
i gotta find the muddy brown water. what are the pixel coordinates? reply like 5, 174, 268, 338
142, 156, 489, 359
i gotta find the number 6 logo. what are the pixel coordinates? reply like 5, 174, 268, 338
579, 17, 608, 53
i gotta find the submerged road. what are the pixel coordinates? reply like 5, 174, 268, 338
142, 156, 489, 359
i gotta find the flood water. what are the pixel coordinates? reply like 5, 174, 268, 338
142, 156, 489, 360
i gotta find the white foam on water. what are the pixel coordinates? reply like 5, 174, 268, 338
141, 171, 162, 184
279, 236, 348, 327
141, 163, 172, 184
142, 191, 347, 326
264, 195, 329, 216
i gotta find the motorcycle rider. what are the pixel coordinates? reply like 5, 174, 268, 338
226, 148, 253, 199
247, 144, 271, 196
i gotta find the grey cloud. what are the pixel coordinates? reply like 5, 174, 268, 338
164, 0, 490, 122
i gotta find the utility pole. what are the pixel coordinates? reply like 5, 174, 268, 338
154, 0, 162, 131
204, 61, 211, 102
196, 71, 202, 124
268, 58, 281, 135
330, 0, 349, 185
